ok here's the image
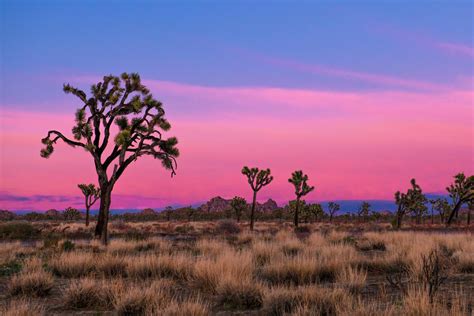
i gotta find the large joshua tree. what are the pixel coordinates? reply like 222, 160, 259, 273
241, 167, 273, 231
288, 170, 314, 227
41, 73, 179, 244
394, 178, 426, 229
77, 183, 100, 227
446, 173, 474, 226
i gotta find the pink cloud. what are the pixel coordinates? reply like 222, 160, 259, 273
1, 81, 472, 210
436, 42, 474, 58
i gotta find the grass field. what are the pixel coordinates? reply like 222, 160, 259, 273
0, 220, 473, 315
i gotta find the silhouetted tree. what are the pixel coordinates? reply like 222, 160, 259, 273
77, 183, 100, 226
288, 170, 314, 227
230, 196, 247, 222
467, 200, 473, 226
431, 198, 450, 224
446, 173, 474, 226
357, 201, 371, 221
412, 196, 428, 225
327, 202, 340, 222
302, 203, 324, 223
164, 206, 173, 222
394, 179, 426, 229
63, 207, 81, 221
429, 198, 450, 224
40, 73, 179, 244
241, 167, 273, 231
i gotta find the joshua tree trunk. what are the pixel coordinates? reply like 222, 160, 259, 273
294, 196, 300, 227
95, 184, 112, 245
467, 209, 471, 226
250, 190, 257, 231
85, 205, 90, 227
396, 208, 403, 230
446, 201, 462, 226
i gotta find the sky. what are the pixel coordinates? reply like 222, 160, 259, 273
0, 1, 473, 211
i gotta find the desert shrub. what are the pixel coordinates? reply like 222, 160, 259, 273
260, 255, 339, 285
0, 299, 46, 316
113, 283, 169, 315
63, 207, 81, 220
216, 219, 241, 235
124, 229, 149, 241
126, 254, 192, 281
0, 222, 39, 240
63, 278, 104, 309
8, 270, 54, 297
336, 266, 367, 293
175, 224, 195, 234
294, 225, 311, 235
42, 233, 61, 249
49, 252, 96, 277
0, 260, 22, 276
162, 300, 209, 316
96, 255, 127, 277
263, 286, 348, 316
217, 277, 263, 310
356, 239, 386, 252
0, 210, 16, 221
61, 240, 75, 252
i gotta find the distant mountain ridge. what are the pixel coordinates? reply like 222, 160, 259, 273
7, 194, 449, 214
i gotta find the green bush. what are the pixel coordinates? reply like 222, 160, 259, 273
0, 260, 22, 276
61, 240, 75, 252
0, 222, 39, 240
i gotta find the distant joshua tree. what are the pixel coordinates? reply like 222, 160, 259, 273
230, 196, 247, 222
40, 73, 179, 245
394, 179, 426, 229
429, 198, 450, 224
63, 207, 81, 221
77, 184, 100, 226
446, 173, 474, 226
288, 170, 314, 227
357, 201, 371, 221
241, 167, 274, 231
327, 202, 340, 222
302, 203, 324, 223
164, 206, 173, 222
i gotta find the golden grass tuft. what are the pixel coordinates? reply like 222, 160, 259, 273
8, 270, 54, 297
0, 299, 46, 316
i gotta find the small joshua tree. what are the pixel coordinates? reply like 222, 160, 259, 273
433, 198, 450, 224
77, 184, 100, 226
241, 167, 274, 231
63, 207, 81, 221
328, 201, 340, 222
412, 197, 428, 225
357, 201, 371, 221
230, 196, 247, 222
394, 179, 426, 229
288, 170, 314, 227
302, 203, 324, 223
41, 73, 179, 245
446, 173, 474, 226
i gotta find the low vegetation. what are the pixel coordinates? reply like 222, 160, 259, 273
0, 221, 472, 315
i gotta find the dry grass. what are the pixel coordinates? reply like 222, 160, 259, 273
8, 270, 54, 297
0, 222, 472, 314
0, 299, 46, 316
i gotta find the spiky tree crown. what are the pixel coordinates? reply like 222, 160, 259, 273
41, 73, 179, 182
395, 178, 427, 213
446, 173, 474, 205
241, 166, 274, 192
358, 201, 371, 215
288, 170, 314, 198
230, 196, 247, 211
78, 184, 100, 197
328, 202, 340, 213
